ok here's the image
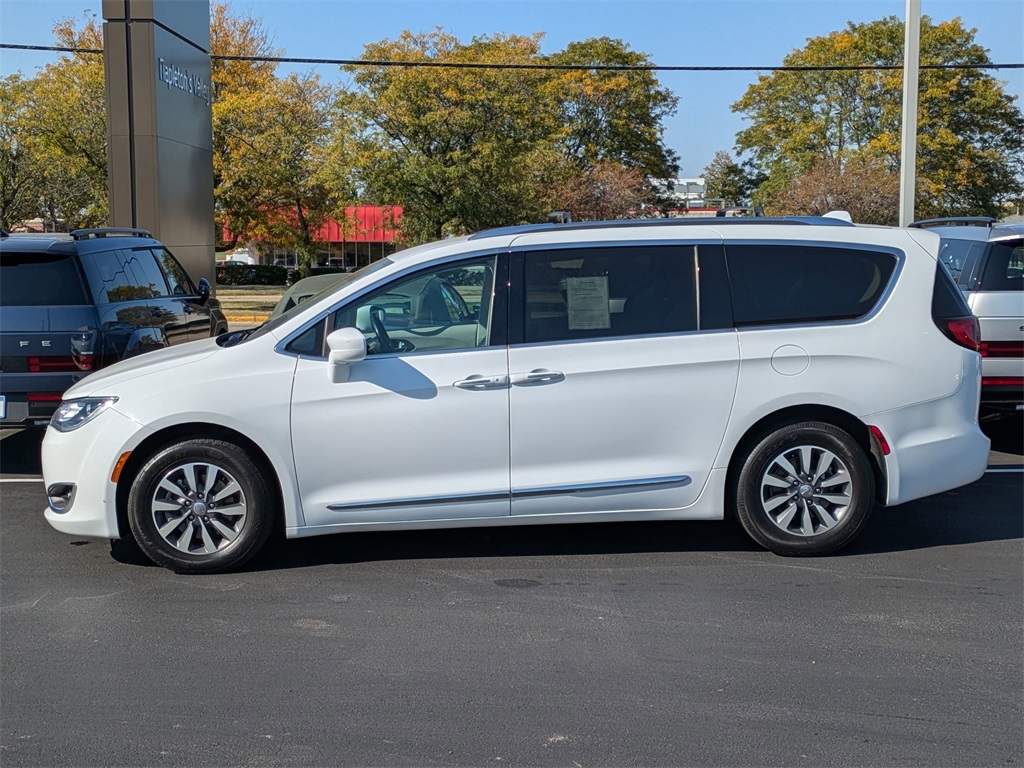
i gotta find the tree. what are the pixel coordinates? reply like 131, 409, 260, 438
701, 150, 760, 206
216, 72, 339, 272
344, 29, 557, 242
545, 161, 653, 221
210, 1, 282, 249
768, 156, 900, 224
15, 15, 108, 229
0, 75, 43, 230
544, 37, 679, 180
733, 16, 1024, 218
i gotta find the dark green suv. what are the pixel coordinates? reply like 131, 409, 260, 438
0, 228, 227, 426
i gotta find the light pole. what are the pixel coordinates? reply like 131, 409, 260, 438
899, 0, 922, 227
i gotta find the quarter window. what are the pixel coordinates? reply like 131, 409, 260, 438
724, 244, 897, 326
521, 246, 698, 343
978, 240, 1024, 292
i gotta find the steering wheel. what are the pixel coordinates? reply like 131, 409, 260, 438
369, 305, 395, 354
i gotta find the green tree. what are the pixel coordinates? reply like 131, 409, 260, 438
733, 16, 1024, 218
544, 37, 678, 180
216, 72, 339, 272
701, 150, 760, 206
345, 29, 557, 242
0, 75, 43, 230
20, 15, 108, 229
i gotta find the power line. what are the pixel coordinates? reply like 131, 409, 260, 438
2, 43, 1022, 71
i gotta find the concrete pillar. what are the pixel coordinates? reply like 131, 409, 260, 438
102, 0, 214, 287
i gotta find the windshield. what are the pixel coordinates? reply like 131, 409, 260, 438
224, 259, 395, 346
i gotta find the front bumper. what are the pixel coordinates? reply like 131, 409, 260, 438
42, 407, 152, 539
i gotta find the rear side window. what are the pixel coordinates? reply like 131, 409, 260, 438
0, 252, 88, 306
725, 244, 897, 326
978, 240, 1024, 291
521, 246, 697, 343
81, 249, 170, 303
938, 239, 985, 287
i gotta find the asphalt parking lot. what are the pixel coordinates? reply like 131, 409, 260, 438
1, 421, 1021, 767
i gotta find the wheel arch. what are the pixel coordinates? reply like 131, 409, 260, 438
724, 404, 888, 508
114, 422, 286, 541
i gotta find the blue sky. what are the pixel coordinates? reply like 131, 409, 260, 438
2, 0, 1021, 176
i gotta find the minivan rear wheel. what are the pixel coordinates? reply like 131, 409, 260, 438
734, 421, 874, 556
127, 438, 275, 573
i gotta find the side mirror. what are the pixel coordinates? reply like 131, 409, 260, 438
326, 327, 366, 383
197, 277, 211, 304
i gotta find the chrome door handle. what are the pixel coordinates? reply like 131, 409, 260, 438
453, 374, 508, 390
510, 369, 565, 385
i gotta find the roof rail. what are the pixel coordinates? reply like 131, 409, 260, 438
908, 217, 995, 229
467, 215, 854, 240
70, 227, 153, 240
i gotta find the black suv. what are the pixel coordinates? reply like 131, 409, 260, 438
0, 228, 227, 427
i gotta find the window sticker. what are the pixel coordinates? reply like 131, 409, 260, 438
566, 275, 611, 330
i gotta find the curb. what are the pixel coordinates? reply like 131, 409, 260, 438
225, 314, 269, 323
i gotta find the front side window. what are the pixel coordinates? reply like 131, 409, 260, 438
81, 249, 169, 303
329, 256, 498, 355
725, 244, 897, 326
153, 248, 196, 296
521, 246, 698, 344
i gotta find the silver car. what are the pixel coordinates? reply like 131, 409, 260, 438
913, 217, 1024, 415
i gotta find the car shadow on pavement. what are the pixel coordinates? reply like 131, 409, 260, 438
238, 474, 1023, 573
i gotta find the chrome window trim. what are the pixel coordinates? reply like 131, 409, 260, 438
325, 475, 691, 512
275, 248, 505, 360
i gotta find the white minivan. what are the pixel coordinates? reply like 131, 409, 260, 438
42, 217, 990, 573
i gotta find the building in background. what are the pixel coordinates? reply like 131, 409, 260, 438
227, 205, 404, 269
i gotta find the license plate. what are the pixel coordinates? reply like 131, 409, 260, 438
0, 396, 5, 419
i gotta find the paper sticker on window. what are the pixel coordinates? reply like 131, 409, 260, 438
567, 276, 611, 330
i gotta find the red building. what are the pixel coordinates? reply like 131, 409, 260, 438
227, 205, 404, 269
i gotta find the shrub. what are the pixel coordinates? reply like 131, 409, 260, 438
215, 264, 289, 285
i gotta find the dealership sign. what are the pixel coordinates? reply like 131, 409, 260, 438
157, 57, 210, 106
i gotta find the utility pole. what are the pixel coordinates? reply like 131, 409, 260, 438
899, 0, 922, 227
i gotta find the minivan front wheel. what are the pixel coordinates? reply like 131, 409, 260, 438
734, 421, 874, 556
127, 439, 275, 573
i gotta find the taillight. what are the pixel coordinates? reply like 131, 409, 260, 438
939, 317, 981, 352
980, 341, 1024, 358
28, 393, 63, 402
28, 356, 81, 373
982, 377, 1024, 387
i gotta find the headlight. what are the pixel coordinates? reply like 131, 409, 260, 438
50, 397, 119, 433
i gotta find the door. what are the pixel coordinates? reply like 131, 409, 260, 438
289, 254, 512, 527
507, 243, 740, 517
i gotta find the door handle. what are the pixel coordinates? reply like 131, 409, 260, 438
510, 369, 565, 385
453, 374, 508, 390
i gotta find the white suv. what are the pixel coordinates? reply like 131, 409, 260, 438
912, 217, 1024, 415
41, 217, 990, 573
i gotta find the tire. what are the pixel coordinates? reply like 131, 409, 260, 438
734, 421, 874, 556
127, 438, 275, 574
